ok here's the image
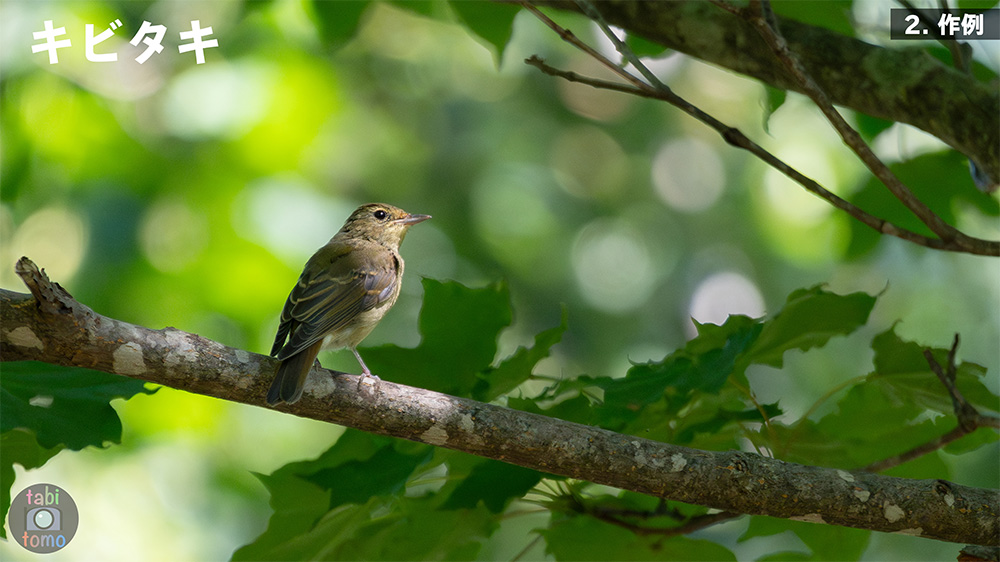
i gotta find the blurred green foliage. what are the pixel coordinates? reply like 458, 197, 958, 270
2, 0, 998, 560
0, 364, 153, 538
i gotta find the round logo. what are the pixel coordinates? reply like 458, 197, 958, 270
7, 483, 78, 553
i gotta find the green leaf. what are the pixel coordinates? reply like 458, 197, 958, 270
448, 0, 520, 64
236, 430, 438, 560
0, 362, 153, 449
233, 469, 332, 560
0, 362, 152, 535
509, 393, 598, 426
387, 0, 442, 18
883, 448, 950, 480
787, 518, 870, 562
748, 285, 876, 368
473, 307, 567, 402
240, 459, 497, 560
334, 496, 496, 560
441, 459, 543, 513
757, 552, 812, 562
685, 316, 763, 388
956, 0, 1000, 10
237, 430, 385, 558
762, 86, 787, 134
776, 354, 973, 468
363, 278, 513, 397
234, 498, 374, 562
542, 515, 736, 561
854, 112, 894, 144
606, 314, 761, 411
742, 516, 870, 561
808, 386, 944, 468
0, 430, 62, 539
305, 443, 432, 510
596, 357, 687, 430
625, 33, 669, 58
871, 328, 997, 416
769, 0, 856, 37
943, 426, 1000, 455
591, 315, 762, 441
766, 411, 950, 472
674, 403, 781, 446
522, 286, 877, 451
309, 0, 371, 48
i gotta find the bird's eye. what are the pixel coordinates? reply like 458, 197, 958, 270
373, 209, 388, 221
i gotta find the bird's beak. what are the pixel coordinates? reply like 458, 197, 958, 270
395, 213, 431, 225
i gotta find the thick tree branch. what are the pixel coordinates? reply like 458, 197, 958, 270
1, 257, 997, 546
527, 0, 1000, 185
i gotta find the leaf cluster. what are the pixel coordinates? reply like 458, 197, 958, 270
0, 364, 153, 539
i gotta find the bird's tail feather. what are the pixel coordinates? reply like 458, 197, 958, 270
266, 341, 323, 406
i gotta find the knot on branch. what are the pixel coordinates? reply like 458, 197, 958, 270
15, 256, 81, 316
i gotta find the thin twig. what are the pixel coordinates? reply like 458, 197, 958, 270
511, 534, 544, 562
518, 1, 647, 90
521, 5, 999, 256
785, 374, 869, 456
573, 0, 667, 90
925, 334, 1000, 431
861, 425, 973, 473
862, 334, 999, 472
730, 378, 778, 448
591, 507, 742, 537
563, 489, 742, 537
936, 0, 970, 73
897, 0, 969, 73
736, 0, 981, 251
524, 56, 992, 256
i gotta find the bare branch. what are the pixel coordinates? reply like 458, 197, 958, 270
1, 257, 998, 546
518, 1, 646, 89
524, 0, 999, 185
862, 425, 978, 474
520, 3, 1000, 256
733, 0, 982, 252
584, 498, 741, 538
522, 54, 998, 256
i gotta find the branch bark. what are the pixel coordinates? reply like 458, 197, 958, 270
528, 0, 1000, 186
1, 257, 997, 547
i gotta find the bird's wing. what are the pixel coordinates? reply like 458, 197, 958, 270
270, 241, 399, 360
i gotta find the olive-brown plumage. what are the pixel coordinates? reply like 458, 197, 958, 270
266, 203, 430, 406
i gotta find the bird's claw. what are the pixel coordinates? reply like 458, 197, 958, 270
357, 372, 381, 393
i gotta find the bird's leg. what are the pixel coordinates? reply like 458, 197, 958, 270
353, 348, 381, 392
314, 358, 339, 386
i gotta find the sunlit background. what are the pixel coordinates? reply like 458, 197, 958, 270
2, 0, 998, 560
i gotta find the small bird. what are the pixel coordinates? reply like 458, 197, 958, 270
266, 203, 430, 406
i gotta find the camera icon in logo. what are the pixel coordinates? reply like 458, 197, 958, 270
25, 507, 61, 532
